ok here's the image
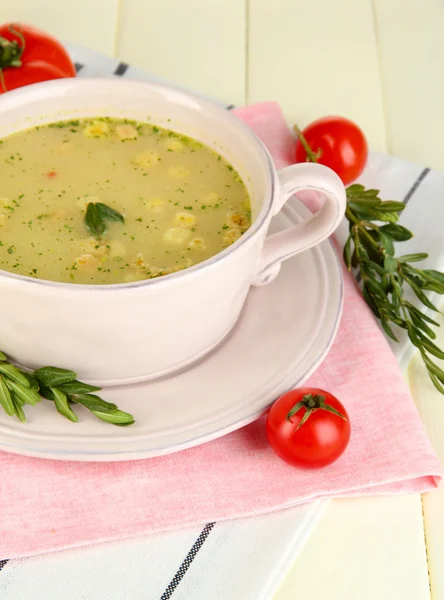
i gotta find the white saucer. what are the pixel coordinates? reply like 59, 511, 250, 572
0, 197, 343, 461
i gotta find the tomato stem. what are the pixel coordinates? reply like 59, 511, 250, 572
293, 124, 323, 162
8, 25, 26, 53
0, 25, 26, 81
287, 393, 347, 430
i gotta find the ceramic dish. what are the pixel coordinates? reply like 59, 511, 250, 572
0, 78, 346, 385
0, 196, 343, 460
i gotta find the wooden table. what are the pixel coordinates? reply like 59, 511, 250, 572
5, 1, 444, 596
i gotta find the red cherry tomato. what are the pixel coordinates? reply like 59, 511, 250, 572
294, 116, 368, 185
0, 23, 75, 94
266, 388, 351, 468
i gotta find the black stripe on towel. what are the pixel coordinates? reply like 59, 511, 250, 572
403, 167, 430, 205
74, 62, 84, 73
0, 559, 8, 572
159, 523, 215, 600
114, 62, 129, 76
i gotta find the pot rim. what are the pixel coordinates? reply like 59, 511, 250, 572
0, 77, 276, 292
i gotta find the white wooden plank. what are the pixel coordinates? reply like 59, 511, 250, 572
1, 0, 119, 55
274, 496, 430, 600
423, 489, 444, 599
408, 306, 444, 600
374, 0, 444, 169
116, 0, 246, 106
249, 0, 387, 152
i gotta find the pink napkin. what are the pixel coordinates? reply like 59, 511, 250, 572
1, 103, 441, 559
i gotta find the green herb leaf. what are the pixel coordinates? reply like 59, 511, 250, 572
20, 371, 40, 391
34, 367, 77, 388
87, 408, 135, 426
0, 351, 7, 361
351, 248, 358, 269
346, 184, 366, 197
38, 385, 55, 401
389, 313, 407, 329
379, 223, 413, 241
391, 290, 401, 309
420, 270, 444, 293
416, 333, 444, 360
384, 255, 398, 273
408, 311, 436, 339
407, 279, 439, 312
379, 231, 395, 256
366, 260, 387, 276
347, 196, 381, 208
423, 354, 444, 384
74, 394, 118, 412
365, 278, 388, 302
0, 376, 15, 416
85, 202, 124, 238
406, 320, 422, 348
362, 264, 384, 285
11, 395, 26, 422
347, 203, 380, 220
380, 317, 399, 342
11, 390, 25, 406
343, 236, 352, 270
401, 265, 427, 287
372, 211, 399, 223
422, 269, 444, 286
359, 188, 380, 198
399, 253, 429, 263
377, 201, 406, 213
421, 282, 444, 295
362, 285, 381, 318
51, 387, 78, 422
5, 378, 41, 406
429, 372, 444, 395
404, 302, 440, 326
76, 394, 134, 425
85, 203, 106, 237
381, 273, 391, 292
96, 203, 124, 223
0, 363, 31, 387
57, 380, 102, 395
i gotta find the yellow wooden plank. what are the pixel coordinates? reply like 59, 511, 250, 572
116, 0, 246, 106
374, 0, 444, 169
274, 495, 430, 600
1, 0, 119, 55
408, 306, 444, 600
249, 0, 387, 152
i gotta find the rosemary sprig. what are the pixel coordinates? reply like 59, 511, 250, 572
294, 125, 444, 395
0, 356, 134, 425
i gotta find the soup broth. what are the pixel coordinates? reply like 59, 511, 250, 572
0, 117, 251, 284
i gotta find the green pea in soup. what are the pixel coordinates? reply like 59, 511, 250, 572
0, 118, 251, 284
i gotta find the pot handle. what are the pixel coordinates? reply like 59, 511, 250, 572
252, 163, 346, 286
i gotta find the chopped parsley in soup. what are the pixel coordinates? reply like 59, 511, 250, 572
0, 117, 251, 284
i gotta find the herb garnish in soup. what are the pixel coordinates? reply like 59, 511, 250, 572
0, 117, 251, 284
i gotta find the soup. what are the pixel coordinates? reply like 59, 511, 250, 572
0, 117, 251, 284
